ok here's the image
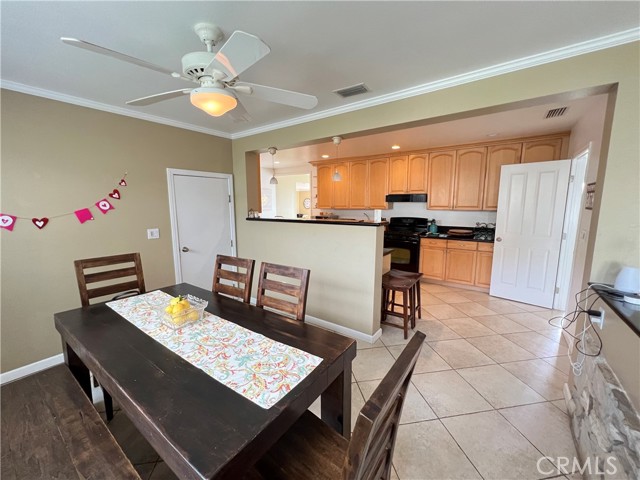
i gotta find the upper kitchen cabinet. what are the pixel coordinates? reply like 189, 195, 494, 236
483, 143, 522, 210
453, 147, 487, 210
349, 159, 368, 209
521, 136, 567, 163
427, 150, 455, 209
368, 157, 390, 208
388, 155, 408, 193
316, 162, 349, 208
388, 154, 427, 194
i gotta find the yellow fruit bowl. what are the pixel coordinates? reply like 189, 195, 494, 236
161, 294, 208, 329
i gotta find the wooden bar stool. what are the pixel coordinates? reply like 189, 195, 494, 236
381, 270, 423, 339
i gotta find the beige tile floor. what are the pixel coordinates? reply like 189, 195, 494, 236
103, 282, 577, 480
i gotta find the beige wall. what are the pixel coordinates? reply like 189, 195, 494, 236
1, 90, 232, 372
231, 42, 639, 395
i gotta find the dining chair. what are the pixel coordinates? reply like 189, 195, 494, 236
256, 262, 310, 322
212, 254, 255, 304
252, 331, 426, 480
74, 252, 146, 307
73, 252, 145, 421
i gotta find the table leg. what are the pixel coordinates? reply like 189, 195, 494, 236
63, 342, 92, 399
321, 363, 352, 439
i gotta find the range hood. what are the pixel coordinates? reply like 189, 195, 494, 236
385, 193, 427, 203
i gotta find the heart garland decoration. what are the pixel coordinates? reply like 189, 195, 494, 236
32, 217, 49, 229
109, 189, 121, 200
119, 178, 127, 186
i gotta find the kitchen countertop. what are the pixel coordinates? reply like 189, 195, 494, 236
246, 217, 385, 227
420, 234, 495, 244
383, 248, 394, 256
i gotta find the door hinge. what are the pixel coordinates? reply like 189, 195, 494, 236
569, 175, 575, 182
230, 239, 234, 247
555, 287, 560, 294
228, 195, 231, 203
562, 233, 567, 240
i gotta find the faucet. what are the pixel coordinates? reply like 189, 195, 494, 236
363, 212, 371, 221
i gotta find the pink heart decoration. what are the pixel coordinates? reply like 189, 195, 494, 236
109, 189, 121, 200
119, 178, 127, 186
32, 217, 49, 229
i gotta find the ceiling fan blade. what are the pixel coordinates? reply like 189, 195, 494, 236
61, 37, 193, 82
203, 31, 270, 80
227, 99, 251, 123
126, 89, 192, 106
236, 82, 318, 109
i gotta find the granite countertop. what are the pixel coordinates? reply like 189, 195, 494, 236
420, 233, 495, 244
246, 217, 385, 227
591, 284, 640, 336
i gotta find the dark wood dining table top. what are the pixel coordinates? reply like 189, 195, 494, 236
54, 283, 357, 480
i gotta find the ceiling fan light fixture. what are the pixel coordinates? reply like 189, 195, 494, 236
190, 87, 237, 116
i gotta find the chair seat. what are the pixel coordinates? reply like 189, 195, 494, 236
251, 411, 348, 479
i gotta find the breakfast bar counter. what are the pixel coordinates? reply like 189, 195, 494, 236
246, 217, 385, 227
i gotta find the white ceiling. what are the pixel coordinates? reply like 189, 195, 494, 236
1, 1, 638, 141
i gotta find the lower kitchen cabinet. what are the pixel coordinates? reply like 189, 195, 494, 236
475, 243, 494, 288
445, 241, 477, 285
420, 239, 447, 280
421, 239, 494, 288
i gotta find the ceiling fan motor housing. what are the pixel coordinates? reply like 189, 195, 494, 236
181, 51, 216, 80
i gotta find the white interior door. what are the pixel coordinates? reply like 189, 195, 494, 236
490, 160, 571, 307
167, 169, 236, 290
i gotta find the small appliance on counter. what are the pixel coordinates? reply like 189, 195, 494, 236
614, 265, 640, 305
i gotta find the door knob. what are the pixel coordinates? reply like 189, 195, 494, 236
495, 237, 502, 242
181, 247, 190, 252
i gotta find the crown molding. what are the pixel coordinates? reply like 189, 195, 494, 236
0, 80, 232, 139
231, 27, 640, 139
2, 27, 637, 140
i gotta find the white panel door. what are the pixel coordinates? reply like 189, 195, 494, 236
490, 160, 570, 307
167, 169, 236, 290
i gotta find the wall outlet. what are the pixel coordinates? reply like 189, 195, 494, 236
589, 308, 605, 329
147, 228, 160, 240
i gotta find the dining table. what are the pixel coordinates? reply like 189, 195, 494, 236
54, 283, 357, 479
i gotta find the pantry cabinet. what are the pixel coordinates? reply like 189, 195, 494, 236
453, 148, 486, 210
483, 143, 522, 210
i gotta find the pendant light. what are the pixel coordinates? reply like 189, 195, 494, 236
332, 136, 342, 182
268, 147, 278, 185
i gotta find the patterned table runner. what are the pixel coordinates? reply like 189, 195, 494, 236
107, 290, 322, 409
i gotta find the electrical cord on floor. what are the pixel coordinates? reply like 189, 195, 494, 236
546, 284, 611, 376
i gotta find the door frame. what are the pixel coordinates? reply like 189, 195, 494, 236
166, 168, 237, 284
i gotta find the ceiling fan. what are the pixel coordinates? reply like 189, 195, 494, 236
61, 23, 318, 121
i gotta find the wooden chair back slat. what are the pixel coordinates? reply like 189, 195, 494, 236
256, 262, 310, 322
212, 255, 255, 304
74, 253, 145, 307
344, 332, 425, 480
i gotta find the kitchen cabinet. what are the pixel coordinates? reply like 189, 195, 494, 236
388, 154, 427, 194
368, 157, 389, 208
444, 240, 477, 286
475, 243, 494, 288
420, 238, 447, 280
388, 155, 408, 193
521, 137, 564, 163
427, 151, 455, 209
349, 159, 368, 209
483, 143, 522, 210
453, 147, 486, 210
316, 162, 349, 208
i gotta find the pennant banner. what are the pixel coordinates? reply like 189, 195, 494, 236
0, 214, 17, 231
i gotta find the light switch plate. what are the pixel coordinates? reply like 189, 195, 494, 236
147, 228, 160, 240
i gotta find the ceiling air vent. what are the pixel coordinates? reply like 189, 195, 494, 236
545, 107, 568, 119
333, 83, 370, 98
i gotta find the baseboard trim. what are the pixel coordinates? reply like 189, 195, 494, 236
1, 354, 65, 385
305, 314, 382, 344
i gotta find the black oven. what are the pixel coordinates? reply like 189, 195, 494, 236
383, 217, 431, 273
384, 235, 421, 272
